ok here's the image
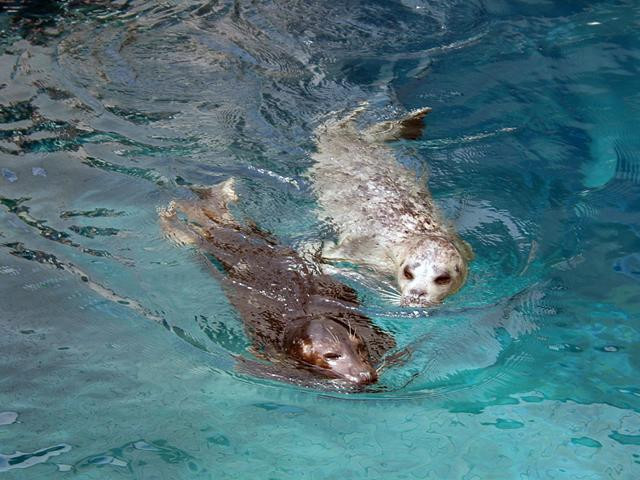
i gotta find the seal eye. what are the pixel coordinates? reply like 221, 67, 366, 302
403, 265, 414, 281
434, 274, 452, 285
324, 353, 342, 360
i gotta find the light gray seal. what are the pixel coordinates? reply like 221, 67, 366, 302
308, 105, 473, 307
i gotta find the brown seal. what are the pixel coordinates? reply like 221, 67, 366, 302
159, 179, 396, 386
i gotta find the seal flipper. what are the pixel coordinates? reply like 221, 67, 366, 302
158, 201, 202, 247
332, 101, 369, 130
191, 177, 238, 203
364, 107, 432, 142
190, 177, 238, 223
159, 177, 239, 247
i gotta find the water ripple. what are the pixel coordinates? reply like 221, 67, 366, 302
0, 444, 71, 472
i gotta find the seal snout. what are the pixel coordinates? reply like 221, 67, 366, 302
401, 297, 436, 308
329, 354, 379, 386
344, 366, 378, 386
402, 289, 438, 307
409, 288, 429, 299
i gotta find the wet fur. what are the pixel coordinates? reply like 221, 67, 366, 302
159, 180, 396, 385
308, 106, 473, 305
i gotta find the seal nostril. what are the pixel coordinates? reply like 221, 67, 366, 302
409, 289, 427, 297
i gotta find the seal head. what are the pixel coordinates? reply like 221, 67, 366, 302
397, 236, 468, 306
283, 316, 378, 385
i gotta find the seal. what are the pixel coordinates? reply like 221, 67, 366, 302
159, 179, 396, 387
308, 105, 473, 306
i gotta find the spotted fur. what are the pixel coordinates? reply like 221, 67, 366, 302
309, 106, 472, 306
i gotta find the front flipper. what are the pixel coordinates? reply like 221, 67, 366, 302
321, 235, 392, 273
320, 236, 374, 263
319, 239, 348, 262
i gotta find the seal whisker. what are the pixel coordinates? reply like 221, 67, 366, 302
378, 292, 401, 301
377, 284, 401, 296
377, 290, 403, 305
346, 318, 356, 340
376, 357, 387, 374
377, 287, 401, 298
378, 297, 402, 307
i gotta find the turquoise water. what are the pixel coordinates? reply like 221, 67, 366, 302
1, 0, 639, 478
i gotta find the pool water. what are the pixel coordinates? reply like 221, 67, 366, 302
1, 1, 639, 478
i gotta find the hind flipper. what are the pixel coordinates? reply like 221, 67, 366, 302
158, 201, 200, 247
321, 101, 369, 135
191, 177, 238, 204
364, 106, 432, 142
190, 177, 238, 223
339, 101, 369, 125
